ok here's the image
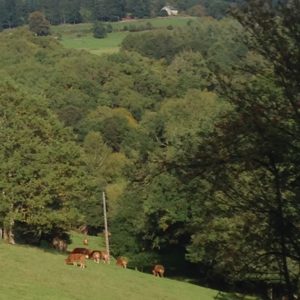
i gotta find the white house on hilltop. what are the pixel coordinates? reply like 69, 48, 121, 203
161, 6, 178, 16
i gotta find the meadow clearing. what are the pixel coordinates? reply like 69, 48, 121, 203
51, 16, 197, 55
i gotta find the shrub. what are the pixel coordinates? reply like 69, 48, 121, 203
93, 22, 107, 39
106, 24, 113, 33
28, 11, 50, 36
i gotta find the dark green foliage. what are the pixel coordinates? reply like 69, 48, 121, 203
2, 4, 299, 297
200, 0, 230, 19
100, 116, 130, 152
180, 0, 300, 297
106, 23, 113, 33
126, 0, 151, 18
92, 0, 124, 21
167, 51, 217, 94
110, 90, 230, 275
0, 0, 240, 30
0, 77, 88, 243
121, 18, 247, 65
114, 1, 299, 297
0, 0, 24, 29
93, 21, 107, 38
122, 30, 184, 62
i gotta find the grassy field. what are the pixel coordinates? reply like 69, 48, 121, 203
0, 232, 258, 300
59, 32, 128, 55
67, 231, 106, 250
51, 16, 197, 55
0, 233, 217, 300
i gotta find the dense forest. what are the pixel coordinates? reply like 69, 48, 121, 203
0, 0, 299, 299
0, 0, 243, 29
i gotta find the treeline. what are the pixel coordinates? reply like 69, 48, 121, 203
0, 0, 299, 298
0, 0, 241, 30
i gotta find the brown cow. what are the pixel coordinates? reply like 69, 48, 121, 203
65, 253, 86, 269
71, 248, 91, 258
116, 257, 128, 268
152, 265, 165, 277
100, 250, 110, 264
89, 250, 101, 263
52, 237, 67, 252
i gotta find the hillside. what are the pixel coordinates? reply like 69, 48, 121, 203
1, 1, 299, 298
0, 238, 221, 300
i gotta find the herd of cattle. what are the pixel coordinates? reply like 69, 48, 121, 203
61, 238, 165, 277
65, 248, 112, 269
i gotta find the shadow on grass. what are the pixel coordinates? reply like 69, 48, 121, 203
214, 292, 256, 300
41, 247, 69, 256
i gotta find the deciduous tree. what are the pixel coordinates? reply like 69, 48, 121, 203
0, 78, 88, 244
28, 11, 50, 36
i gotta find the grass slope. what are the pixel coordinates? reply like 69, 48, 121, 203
51, 16, 197, 55
60, 32, 128, 55
0, 234, 219, 300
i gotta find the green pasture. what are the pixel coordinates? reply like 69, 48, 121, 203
59, 32, 128, 55
67, 231, 106, 250
51, 16, 197, 55
0, 232, 258, 300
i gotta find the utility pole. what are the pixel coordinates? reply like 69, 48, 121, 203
102, 191, 110, 263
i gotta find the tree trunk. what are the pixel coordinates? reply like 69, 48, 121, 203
3, 223, 15, 245
272, 160, 294, 300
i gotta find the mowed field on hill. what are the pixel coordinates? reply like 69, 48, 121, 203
51, 16, 196, 55
0, 232, 222, 300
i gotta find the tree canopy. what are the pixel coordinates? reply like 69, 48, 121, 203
0, 0, 243, 30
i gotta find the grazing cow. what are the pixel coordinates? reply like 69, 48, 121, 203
100, 250, 110, 264
65, 253, 86, 269
52, 237, 67, 252
152, 265, 165, 277
116, 257, 128, 269
89, 251, 101, 263
83, 238, 88, 246
71, 247, 91, 258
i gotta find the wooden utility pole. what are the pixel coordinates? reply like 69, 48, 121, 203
102, 191, 110, 263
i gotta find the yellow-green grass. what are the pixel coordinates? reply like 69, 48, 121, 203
59, 32, 127, 55
0, 239, 221, 300
51, 23, 93, 37
68, 230, 106, 251
0, 231, 260, 300
51, 16, 196, 36
51, 16, 197, 55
